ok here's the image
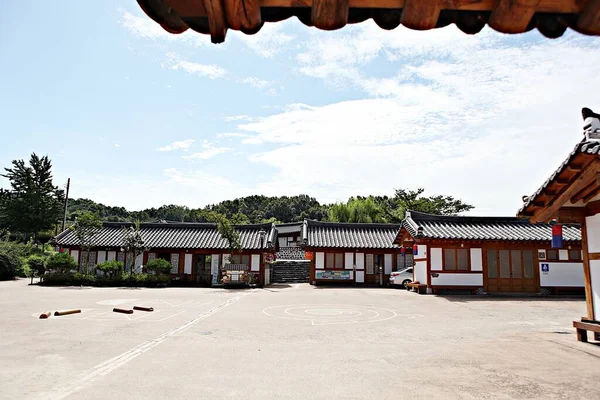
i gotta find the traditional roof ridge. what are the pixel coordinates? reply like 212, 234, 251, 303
519, 140, 600, 216
98, 221, 274, 230
304, 219, 401, 230
401, 210, 581, 242
407, 210, 529, 224
275, 222, 304, 227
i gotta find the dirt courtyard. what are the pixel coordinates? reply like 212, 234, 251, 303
1, 279, 599, 400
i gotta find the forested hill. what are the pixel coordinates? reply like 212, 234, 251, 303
67, 189, 474, 225
67, 195, 329, 224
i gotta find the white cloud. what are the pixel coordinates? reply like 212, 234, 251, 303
163, 168, 233, 188
241, 77, 271, 89
164, 53, 226, 79
156, 139, 195, 152
114, 144, 120, 148
224, 115, 252, 122
217, 132, 251, 138
232, 22, 295, 58
182, 140, 231, 160
236, 29, 600, 215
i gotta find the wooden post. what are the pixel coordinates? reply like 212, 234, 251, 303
582, 216, 597, 320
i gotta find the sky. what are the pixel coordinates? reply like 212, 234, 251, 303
1, 1, 599, 216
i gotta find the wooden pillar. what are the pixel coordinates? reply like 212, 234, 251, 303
581, 217, 596, 320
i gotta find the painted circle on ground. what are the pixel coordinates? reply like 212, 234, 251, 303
263, 304, 396, 325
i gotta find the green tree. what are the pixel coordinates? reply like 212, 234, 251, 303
0, 154, 65, 242
145, 258, 172, 275
383, 188, 474, 222
25, 254, 46, 284
46, 252, 77, 273
328, 197, 383, 223
69, 211, 102, 273
208, 212, 240, 259
121, 221, 147, 276
96, 260, 124, 278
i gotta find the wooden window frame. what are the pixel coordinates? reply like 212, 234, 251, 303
546, 249, 559, 261
325, 252, 345, 269
568, 249, 583, 262
442, 248, 471, 272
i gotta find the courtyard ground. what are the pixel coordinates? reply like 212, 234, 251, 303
1, 279, 599, 400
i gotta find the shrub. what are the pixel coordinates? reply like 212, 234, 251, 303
145, 258, 172, 275
0, 249, 22, 280
46, 252, 77, 273
25, 255, 47, 283
96, 260, 124, 278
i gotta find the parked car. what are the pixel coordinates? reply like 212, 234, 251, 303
389, 267, 413, 288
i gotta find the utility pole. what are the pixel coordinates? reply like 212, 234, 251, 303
61, 178, 70, 232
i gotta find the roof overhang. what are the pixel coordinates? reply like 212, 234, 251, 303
137, 0, 600, 44
519, 150, 600, 224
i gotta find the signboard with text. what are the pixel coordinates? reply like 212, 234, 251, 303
315, 270, 352, 280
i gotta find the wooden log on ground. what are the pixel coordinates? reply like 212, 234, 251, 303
133, 306, 154, 312
113, 308, 134, 314
39, 311, 52, 319
54, 309, 81, 316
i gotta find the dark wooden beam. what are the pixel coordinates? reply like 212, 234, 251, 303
533, 201, 545, 207
586, 199, 600, 216
530, 163, 600, 223
571, 182, 596, 203
556, 178, 570, 185
583, 185, 600, 203
567, 164, 584, 172
557, 207, 587, 224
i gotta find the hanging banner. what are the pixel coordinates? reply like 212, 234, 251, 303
551, 224, 563, 248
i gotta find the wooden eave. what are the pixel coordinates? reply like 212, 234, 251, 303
137, 0, 600, 44
521, 156, 600, 223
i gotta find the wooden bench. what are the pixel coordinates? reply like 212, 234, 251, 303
573, 320, 600, 342
407, 282, 428, 294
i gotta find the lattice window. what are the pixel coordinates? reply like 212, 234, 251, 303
366, 254, 374, 274
170, 253, 179, 274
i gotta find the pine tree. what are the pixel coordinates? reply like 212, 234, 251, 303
1, 154, 64, 241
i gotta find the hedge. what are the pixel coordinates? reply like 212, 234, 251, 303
41, 272, 170, 287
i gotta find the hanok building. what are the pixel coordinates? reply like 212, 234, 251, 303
275, 222, 306, 261
53, 221, 277, 286
301, 220, 405, 285
396, 211, 583, 295
519, 112, 600, 341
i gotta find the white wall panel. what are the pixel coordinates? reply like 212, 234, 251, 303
355, 253, 364, 270
251, 254, 260, 272
539, 262, 584, 287
559, 249, 569, 261
345, 253, 354, 269
591, 260, 600, 321
470, 248, 483, 271
355, 270, 365, 283
97, 251, 106, 264
431, 273, 483, 286
431, 248, 442, 271
70, 250, 79, 266
414, 261, 427, 284
316, 252, 324, 269
107, 251, 116, 261
384, 254, 392, 274
184, 254, 192, 275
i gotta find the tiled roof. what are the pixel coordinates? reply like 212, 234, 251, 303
138, 0, 600, 44
302, 220, 400, 249
519, 140, 600, 215
275, 222, 303, 235
402, 211, 581, 242
53, 222, 277, 250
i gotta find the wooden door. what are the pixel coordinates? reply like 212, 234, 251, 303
486, 248, 537, 293
365, 254, 383, 284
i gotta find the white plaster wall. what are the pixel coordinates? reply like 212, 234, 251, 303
184, 254, 193, 275
345, 252, 354, 269
431, 273, 483, 286
470, 248, 483, 271
384, 254, 392, 274
539, 262, 584, 287
315, 252, 324, 269
251, 254, 260, 272
70, 250, 79, 266
414, 260, 427, 284
97, 251, 106, 265
591, 260, 600, 321
431, 248, 442, 271
416, 244, 427, 258
559, 249, 569, 261
107, 251, 116, 261
134, 254, 143, 273
355, 253, 364, 270
355, 270, 365, 283
586, 214, 600, 253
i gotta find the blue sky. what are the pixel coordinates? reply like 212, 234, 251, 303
1, 1, 599, 215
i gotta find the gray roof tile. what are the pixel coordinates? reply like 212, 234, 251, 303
53, 222, 276, 250
302, 220, 400, 249
403, 211, 581, 242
